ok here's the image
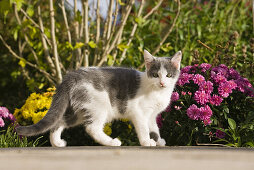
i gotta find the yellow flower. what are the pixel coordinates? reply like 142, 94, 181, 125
104, 123, 112, 136
14, 87, 55, 125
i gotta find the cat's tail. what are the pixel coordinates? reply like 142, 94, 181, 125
16, 85, 69, 136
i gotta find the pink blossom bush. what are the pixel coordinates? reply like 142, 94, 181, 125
0, 107, 16, 128
160, 63, 254, 146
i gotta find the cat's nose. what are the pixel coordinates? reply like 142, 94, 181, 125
160, 82, 165, 87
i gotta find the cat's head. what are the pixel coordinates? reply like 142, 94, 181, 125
144, 50, 182, 89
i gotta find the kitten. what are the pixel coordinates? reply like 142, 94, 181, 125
16, 50, 182, 147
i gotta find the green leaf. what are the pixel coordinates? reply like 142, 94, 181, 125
161, 43, 173, 52
117, 43, 129, 51
18, 58, 26, 68
26, 5, 34, 17
74, 42, 85, 49
135, 16, 145, 26
88, 41, 97, 48
118, 0, 125, 6
13, 0, 25, 11
65, 42, 73, 50
228, 118, 236, 131
13, 29, 18, 41
0, 0, 11, 19
38, 83, 44, 89
107, 54, 114, 66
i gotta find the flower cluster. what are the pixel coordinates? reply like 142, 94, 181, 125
14, 87, 55, 125
0, 107, 16, 127
171, 63, 254, 126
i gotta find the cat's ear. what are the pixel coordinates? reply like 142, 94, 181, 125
171, 51, 182, 70
144, 50, 154, 69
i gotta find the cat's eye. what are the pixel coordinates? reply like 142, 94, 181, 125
153, 73, 159, 78
166, 73, 172, 78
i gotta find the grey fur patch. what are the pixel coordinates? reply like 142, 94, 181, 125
147, 59, 161, 78
147, 57, 179, 78
150, 131, 159, 142
101, 67, 141, 114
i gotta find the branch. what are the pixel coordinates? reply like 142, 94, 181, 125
111, 0, 119, 37
38, 5, 56, 76
106, 0, 114, 40
13, 3, 40, 66
20, 8, 52, 48
93, 0, 101, 65
0, 34, 55, 84
143, 0, 163, 20
82, 0, 90, 67
49, 0, 62, 83
73, 0, 82, 68
120, 0, 145, 63
59, 0, 72, 44
97, 0, 135, 67
197, 40, 214, 51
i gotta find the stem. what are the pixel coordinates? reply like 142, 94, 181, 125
97, 0, 135, 67
38, 5, 56, 76
20, 8, 52, 48
93, 0, 101, 65
59, 0, 72, 44
50, 0, 62, 83
0, 34, 55, 84
82, 0, 90, 67
120, 0, 145, 63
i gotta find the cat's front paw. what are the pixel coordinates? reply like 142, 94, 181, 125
109, 138, 122, 146
157, 138, 166, 146
51, 139, 67, 147
141, 139, 156, 146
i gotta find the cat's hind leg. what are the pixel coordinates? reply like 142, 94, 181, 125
85, 120, 121, 146
50, 125, 67, 147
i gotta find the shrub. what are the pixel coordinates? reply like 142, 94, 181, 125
160, 63, 254, 147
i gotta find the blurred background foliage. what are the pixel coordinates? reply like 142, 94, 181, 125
0, 0, 253, 116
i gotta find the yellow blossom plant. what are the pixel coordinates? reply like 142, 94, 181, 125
14, 87, 55, 125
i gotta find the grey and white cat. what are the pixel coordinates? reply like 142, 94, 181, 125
16, 50, 182, 147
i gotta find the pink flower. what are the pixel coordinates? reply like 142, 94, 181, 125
0, 107, 9, 118
194, 90, 210, 105
215, 129, 226, 138
181, 91, 187, 96
0, 117, 4, 127
210, 94, 223, 106
199, 63, 211, 72
211, 72, 227, 84
203, 119, 212, 126
199, 81, 213, 94
156, 114, 163, 129
181, 66, 193, 73
193, 74, 205, 85
218, 80, 236, 98
212, 65, 229, 77
174, 105, 182, 110
177, 73, 193, 86
171, 92, 179, 101
229, 68, 240, 80
199, 105, 212, 121
235, 77, 254, 96
8, 114, 16, 123
187, 104, 200, 120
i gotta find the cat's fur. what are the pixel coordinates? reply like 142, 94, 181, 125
16, 50, 182, 147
